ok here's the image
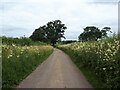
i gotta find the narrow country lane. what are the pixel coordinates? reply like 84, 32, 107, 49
17, 48, 93, 88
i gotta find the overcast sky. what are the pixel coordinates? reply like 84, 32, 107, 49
0, 0, 119, 40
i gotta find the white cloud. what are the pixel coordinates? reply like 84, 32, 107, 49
1, 0, 118, 40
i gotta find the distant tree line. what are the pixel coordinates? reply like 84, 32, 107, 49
2, 22, 112, 46
61, 40, 77, 44
2, 36, 47, 46
29, 19, 112, 45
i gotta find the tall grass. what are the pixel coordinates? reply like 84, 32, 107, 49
58, 34, 120, 88
2, 44, 53, 88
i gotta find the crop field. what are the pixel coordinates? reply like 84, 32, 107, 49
58, 36, 120, 88
2, 43, 53, 88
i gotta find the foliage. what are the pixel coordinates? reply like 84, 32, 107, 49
2, 36, 47, 46
2, 44, 53, 88
29, 26, 47, 42
58, 34, 120, 88
30, 20, 67, 46
61, 40, 77, 44
78, 26, 111, 42
101, 27, 112, 38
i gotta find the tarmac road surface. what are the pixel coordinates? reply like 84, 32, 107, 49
18, 48, 93, 88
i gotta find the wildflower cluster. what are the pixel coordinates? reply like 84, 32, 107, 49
2, 44, 53, 59
58, 38, 120, 88
2, 44, 53, 88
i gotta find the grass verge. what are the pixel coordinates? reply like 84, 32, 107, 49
60, 49, 105, 88
2, 45, 53, 88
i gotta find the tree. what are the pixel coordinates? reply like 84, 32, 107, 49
30, 20, 67, 46
101, 27, 112, 38
78, 26, 102, 42
30, 26, 47, 42
78, 26, 111, 42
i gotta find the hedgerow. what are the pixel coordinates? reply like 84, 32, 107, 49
58, 35, 120, 88
2, 44, 53, 88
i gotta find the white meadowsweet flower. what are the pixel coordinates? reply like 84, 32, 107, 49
17, 55, 19, 58
12, 44, 16, 47
8, 54, 13, 59
107, 49, 111, 52
103, 68, 106, 70
105, 53, 108, 56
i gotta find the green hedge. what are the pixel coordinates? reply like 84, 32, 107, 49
2, 36, 47, 46
58, 37, 120, 88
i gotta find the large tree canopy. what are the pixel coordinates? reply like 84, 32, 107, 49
78, 26, 111, 42
30, 20, 67, 46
